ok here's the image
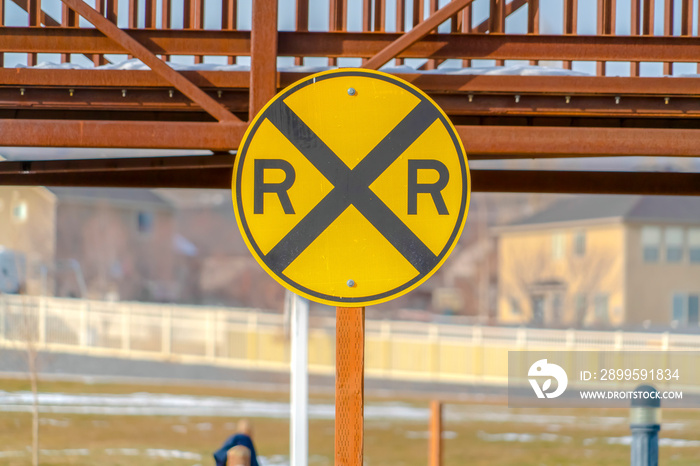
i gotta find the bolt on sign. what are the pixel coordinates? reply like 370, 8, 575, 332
232, 69, 470, 306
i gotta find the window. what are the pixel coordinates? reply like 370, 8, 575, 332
671, 293, 700, 327
689, 229, 700, 263
574, 231, 586, 256
594, 294, 609, 323
665, 227, 683, 263
137, 211, 154, 234
552, 233, 564, 260
673, 293, 685, 323
12, 201, 27, 222
690, 296, 699, 326
641, 226, 661, 262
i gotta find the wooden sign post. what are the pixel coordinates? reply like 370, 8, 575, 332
335, 307, 365, 466
232, 69, 470, 466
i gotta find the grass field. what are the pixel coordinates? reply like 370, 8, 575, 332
1, 377, 700, 465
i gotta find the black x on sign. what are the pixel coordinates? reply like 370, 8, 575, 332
232, 69, 470, 306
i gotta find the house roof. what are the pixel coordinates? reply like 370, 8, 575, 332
506, 195, 700, 229
46, 187, 170, 208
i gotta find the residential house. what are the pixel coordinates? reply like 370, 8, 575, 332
496, 195, 700, 329
0, 186, 197, 302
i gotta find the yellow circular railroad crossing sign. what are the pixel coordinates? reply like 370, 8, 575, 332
232, 69, 470, 307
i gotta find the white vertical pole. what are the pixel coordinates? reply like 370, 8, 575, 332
290, 292, 309, 466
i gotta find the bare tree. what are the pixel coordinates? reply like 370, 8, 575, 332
499, 241, 552, 324
565, 246, 616, 327
500, 236, 615, 328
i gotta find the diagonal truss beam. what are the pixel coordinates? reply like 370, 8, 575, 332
418, 0, 527, 69
474, 0, 527, 33
9, 0, 113, 65
59, 0, 240, 123
363, 0, 476, 70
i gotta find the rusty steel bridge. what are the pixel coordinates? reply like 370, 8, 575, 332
1, 0, 700, 194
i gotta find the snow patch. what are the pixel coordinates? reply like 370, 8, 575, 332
603, 436, 700, 448
404, 430, 457, 439
171, 424, 188, 434
477, 430, 572, 443
146, 448, 202, 459
39, 418, 70, 427
14, 60, 591, 76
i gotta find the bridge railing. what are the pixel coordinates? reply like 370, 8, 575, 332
2, 293, 700, 385
2, 0, 700, 75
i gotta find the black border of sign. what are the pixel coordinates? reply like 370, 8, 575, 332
235, 70, 470, 304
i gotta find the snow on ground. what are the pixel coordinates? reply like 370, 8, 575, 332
405, 430, 458, 439
0, 391, 424, 420
39, 417, 71, 427
0, 390, 678, 430
585, 436, 700, 448
0, 448, 203, 460
15, 59, 591, 76
0, 447, 305, 465
477, 430, 572, 444
1, 391, 697, 439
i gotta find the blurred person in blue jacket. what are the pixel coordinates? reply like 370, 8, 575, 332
214, 419, 260, 466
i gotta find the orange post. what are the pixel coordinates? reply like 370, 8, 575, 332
335, 306, 365, 466
429, 401, 442, 466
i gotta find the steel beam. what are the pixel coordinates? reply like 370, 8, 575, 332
2, 157, 700, 196
457, 126, 700, 158
3, 121, 700, 158
249, 0, 278, 120
0, 120, 247, 150
4, 69, 700, 98
6, 29, 700, 62
5, 88, 700, 119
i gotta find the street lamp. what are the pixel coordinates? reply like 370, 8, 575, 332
630, 385, 661, 466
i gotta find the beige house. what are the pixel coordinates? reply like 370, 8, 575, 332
496, 195, 700, 329
0, 186, 197, 302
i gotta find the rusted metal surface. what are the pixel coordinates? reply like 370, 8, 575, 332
15, 66, 700, 96
562, 0, 574, 69
7, 29, 700, 63
249, 0, 277, 120
4, 120, 700, 159
663, 0, 673, 76
490, 0, 505, 65
57, 0, 240, 123
630, 0, 640, 76
528, 0, 539, 66
458, 126, 700, 158
0, 120, 247, 149
294, 0, 308, 65
363, 0, 476, 70
335, 306, 365, 466
2, 0, 700, 193
10, 74, 700, 119
4, 159, 700, 197
429, 401, 442, 466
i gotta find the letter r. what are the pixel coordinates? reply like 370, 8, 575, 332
254, 159, 296, 214
407, 159, 449, 215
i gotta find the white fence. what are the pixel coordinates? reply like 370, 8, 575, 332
2, 294, 700, 383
